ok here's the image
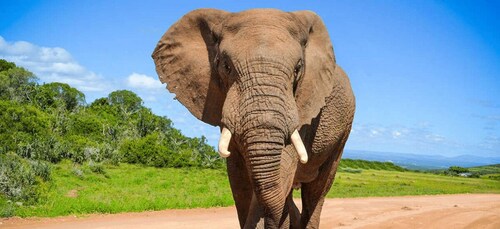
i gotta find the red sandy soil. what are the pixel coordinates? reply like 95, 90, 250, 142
1, 194, 499, 229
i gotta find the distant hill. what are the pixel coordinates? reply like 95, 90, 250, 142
339, 158, 406, 171
343, 150, 500, 170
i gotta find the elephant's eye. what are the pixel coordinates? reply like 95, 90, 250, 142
223, 60, 231, 74
294, 59, 303, 77
219, 52, 232, 75
293, 59, 303, 95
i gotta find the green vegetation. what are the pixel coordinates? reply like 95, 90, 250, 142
441, 166, 479, 177
11, 161, 232, 217
326, 169, 499, 198
429, 164, 500, 179
0, 59, 498, 218
338, 159, 406, 172
468, 164, 500, 174
0, 153, 51, 204
2, 161, 497, 217
0, 59, 220, 167
469, 164, 500, 180
0, 60, 221, 216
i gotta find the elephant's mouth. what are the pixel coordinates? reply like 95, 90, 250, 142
217, 126, 308, 164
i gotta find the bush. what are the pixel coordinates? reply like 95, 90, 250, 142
28, 160, 51, 181
120, 133, 222, 168
62, 136, 100, 163
15, 136, 68, 163
87, 161, 106, 175
72, 167, 84, 179
0, 153, 50, 204
120, 133, 171, 167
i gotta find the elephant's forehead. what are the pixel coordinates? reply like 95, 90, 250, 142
223, 9, 302, 36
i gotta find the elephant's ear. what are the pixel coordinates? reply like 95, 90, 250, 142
152, 9, 230, 126
292, 11, 337, 125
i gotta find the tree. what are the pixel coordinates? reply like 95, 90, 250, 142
135, 108, 173, 137
0, 100, 50, 154
0, 60, 38, 103
447, 166, 469, 174
107, 90, 143, 115
35, 82, 85, 111
90, 97, 110, 107
0, 59, 16, 72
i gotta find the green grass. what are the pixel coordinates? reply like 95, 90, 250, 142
468, 164, 500, 181
326, 169, 499, 198
12, 161, 233, 217
5, 161, 500, 217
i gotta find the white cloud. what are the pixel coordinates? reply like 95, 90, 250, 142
392, 130, 402, 139
347, 122, 459, 154
425, 134, 445, 143
346, 121, 500, 157
126, 72, 163, 90
0, 36, 109, 93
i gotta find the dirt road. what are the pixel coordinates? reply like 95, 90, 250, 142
2, 194, 499, 229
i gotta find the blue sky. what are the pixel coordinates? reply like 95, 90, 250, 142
1, 0, 499, 158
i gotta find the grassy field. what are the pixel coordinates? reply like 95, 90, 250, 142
3, 161, 499, 217
6, 161, 233, 217
469, 164, 500, 180
326, 169, 499, 198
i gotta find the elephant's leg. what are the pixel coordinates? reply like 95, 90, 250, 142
287, 190, 301, 229
243, 192, 265, 229
227, 147, 253, 228
300, 149, 343, 229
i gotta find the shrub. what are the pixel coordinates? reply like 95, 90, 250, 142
87, 161, 106, 175
0, 153, 50, 204
120, 133, 171, 167
72, 167, 84, 179
62, 135, 100, 163
119, 133, 222, 168
28, 160, 51, 181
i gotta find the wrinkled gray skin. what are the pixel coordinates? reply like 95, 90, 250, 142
153, 9, 355, 228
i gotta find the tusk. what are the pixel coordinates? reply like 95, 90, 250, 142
291, 129, 308, 164
218, 127, 232, 158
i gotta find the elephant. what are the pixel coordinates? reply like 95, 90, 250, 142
152, 8, 355, 228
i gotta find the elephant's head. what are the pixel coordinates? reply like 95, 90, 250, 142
153, 8, 337, 226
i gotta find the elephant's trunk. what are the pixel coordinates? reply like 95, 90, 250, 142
239, 77, 291, 227
244, 128, 286, 227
